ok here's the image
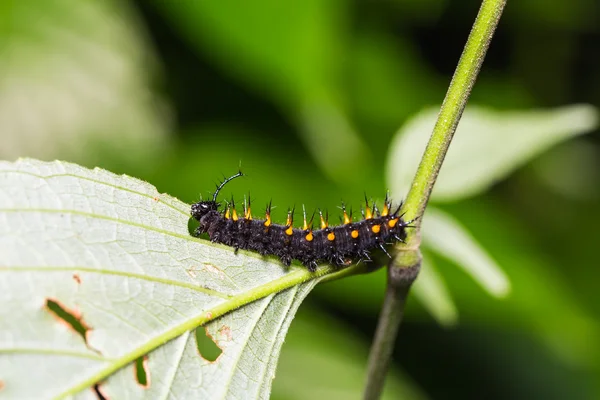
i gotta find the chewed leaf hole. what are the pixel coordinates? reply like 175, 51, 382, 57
195, 327, 223, 362
45, 299, 89, 340
93, 384, 108, 400
134, 356, 151, 389
188, 217, 199, 236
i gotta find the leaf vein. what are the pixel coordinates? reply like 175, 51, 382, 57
0, 169, 189, 216
0, 347, 110, 361
0, 266, 231, 299
0, 208, 194, 242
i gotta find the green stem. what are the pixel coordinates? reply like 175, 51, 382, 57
402, 0, 507, 244
363, 253, 420, 400
363, 1, 507, 399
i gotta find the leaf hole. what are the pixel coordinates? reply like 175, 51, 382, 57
188, 217, 200, 236
45, 298, 89, 340
93, 383, 109, 400
134, 355, 151, 389
195, 327, 223, 362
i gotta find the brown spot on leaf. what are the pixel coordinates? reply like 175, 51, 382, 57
218, 325, 232, 342
153, 196, 159, 202
206, 312, 213, 319
0, 380, 5, 391
134, 355, 151, 389
73, 273, 81, 284
186, 266, 198, 279
203, 263, 226, 280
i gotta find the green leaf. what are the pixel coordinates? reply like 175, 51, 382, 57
421, 208, 510, 298
151, 0, 344, 108
387, 104, 599, 201
411, 255, 458, 327
0, 0, 169, 162
437, 199, 600, 369
0, 159, 359, 398
152, 0, 369, 184
273, 309, 427, 400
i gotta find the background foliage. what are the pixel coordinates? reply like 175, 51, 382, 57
1, 0, 599, 398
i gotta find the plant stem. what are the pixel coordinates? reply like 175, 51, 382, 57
363, 252, 421, 400
363, 1, 507, 399
402, 0, 507, 241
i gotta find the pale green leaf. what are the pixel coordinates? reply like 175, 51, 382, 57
0, 0, 170, 161
411, 255, 458, 327
387, 104, 599, 201
421, 208, 510, 298
532, 139, 600, 200
0, 159, 356, 399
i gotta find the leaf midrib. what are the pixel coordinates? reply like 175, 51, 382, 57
53, 264, 345, 399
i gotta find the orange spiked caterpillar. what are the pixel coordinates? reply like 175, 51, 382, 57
191, 172, 411, 272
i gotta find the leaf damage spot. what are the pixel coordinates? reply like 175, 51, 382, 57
195, 327, 223, 362
186, 266, 198, 279
0, 380, 5, 391
203, 263, 226, 280
188, 217, 200, 236
218, 325, 232, 342
206, 312, 213, 319
152, 196, 159, 202
134, 355, 151, 389
73, 273, 81, 284
45, 298, 100, 354
93, 383, 109, 400
45, 298, 89, 338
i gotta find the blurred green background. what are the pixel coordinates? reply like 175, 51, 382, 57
1, 0, 599, 398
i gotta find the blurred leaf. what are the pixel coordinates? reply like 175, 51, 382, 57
152, 0, 345, 102
411, 254, 458, 326
312, 266, 387, 315
0, 0, 170, 163
273, 308, 427, 400
387, 104, 599, 201
510, 0, 598, 30
421, 208, 510, 298
532, 139, 600, 200
387, 0, 448, 23
152, 0, 369, 184
439, 199, 600, 369
298, 100, 371, 184
348, 31, 441, 136
0, 159, 352, 398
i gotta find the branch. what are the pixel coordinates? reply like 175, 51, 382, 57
402, 0, 507, 242
363, 252, 421, 400
363, 1, 507, 399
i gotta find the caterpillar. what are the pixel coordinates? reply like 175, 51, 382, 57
191, 172, 410, 272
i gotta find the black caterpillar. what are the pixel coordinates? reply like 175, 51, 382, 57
191, 172, 410, 272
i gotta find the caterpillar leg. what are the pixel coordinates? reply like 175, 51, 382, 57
306, 261, 318, 272
378, 243, 391, 258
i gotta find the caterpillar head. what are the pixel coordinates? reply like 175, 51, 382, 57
191, 170, 244, 222
191, 201, 219, 221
